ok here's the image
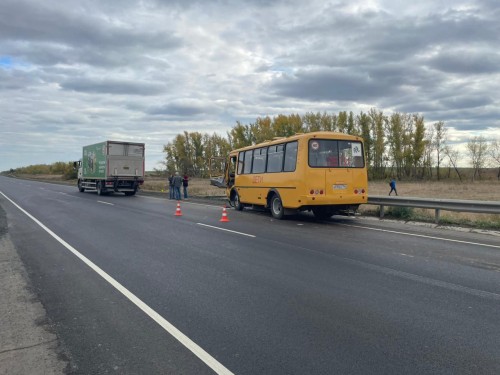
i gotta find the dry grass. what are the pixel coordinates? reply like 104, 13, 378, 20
142, 176, 226, 197
17, 173, 68, 181
367, 180, 499, 201
362, 180, 500, 227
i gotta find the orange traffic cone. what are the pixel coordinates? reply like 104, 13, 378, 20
220, 206, 230, 222
175, 201, 182, 216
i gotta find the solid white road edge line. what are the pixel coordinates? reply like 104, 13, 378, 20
0, 191, 234, 375
197, 223, 256, 237
340, 222, 500, 249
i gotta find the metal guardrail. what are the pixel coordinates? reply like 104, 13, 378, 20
367, 196, 500, 224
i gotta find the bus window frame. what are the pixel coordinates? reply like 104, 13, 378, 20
266, 144, 285, 173
283, 141, 298, 172
252, 147, 267, 174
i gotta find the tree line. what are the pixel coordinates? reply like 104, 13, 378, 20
162, 110, 500, 181
4, 162, 77, 179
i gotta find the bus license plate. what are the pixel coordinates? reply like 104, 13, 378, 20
333, 184, 347, 190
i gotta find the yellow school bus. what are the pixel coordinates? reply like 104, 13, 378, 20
222, 131, 367, 219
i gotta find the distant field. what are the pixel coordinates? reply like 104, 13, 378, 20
10, 174, 500, 229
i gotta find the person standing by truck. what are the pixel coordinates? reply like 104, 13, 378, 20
182, 174, 189, 199
168, 174, 174, 199
172, 172, 183, 200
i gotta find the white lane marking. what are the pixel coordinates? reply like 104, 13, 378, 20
197, 223, 256, 238
340, 223, 500, 249
0, 191, 234, 375
59, 192, 69, 196
138, 195, 224, 209
97, 201, 114, 206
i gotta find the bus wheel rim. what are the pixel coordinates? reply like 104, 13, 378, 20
273, 198, 281, 213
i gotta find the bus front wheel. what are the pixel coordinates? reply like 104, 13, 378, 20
270, 195, 284, 220
233, 192, 244, 211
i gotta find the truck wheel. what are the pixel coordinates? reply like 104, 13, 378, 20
78, 180, 85, 192
96, 181, 103, 196
270, 194, 284, 220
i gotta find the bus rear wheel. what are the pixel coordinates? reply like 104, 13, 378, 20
270, 195, 284, 220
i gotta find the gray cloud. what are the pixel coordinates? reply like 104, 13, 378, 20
61, 78, 166, 95
270, 68, 402, 102
147, 100, 217, 116
0, 0, 182, 51
427, 51, 500, 74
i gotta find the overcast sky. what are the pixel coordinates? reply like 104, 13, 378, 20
1, 0, 499, 171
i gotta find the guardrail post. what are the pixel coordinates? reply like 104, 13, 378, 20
435, 208, 440, 224
380, 205, 385, 218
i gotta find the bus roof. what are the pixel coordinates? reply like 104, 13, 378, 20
230, 131, 363, 154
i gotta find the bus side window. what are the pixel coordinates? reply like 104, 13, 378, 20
284, 141, 298, 172
237, 152, 245, 174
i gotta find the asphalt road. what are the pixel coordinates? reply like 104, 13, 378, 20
1, 176, 499, 374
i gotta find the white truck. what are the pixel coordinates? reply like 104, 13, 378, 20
75, 141, 145, 196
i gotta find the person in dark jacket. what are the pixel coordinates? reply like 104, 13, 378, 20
172, 172, 183, 200
389, 178, 398, 196
168, 174, 174, 199
182, 174, 189, 199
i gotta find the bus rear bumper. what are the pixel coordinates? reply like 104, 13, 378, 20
299, 195, 366, 206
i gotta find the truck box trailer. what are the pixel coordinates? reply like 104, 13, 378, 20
75, 141, 145, 196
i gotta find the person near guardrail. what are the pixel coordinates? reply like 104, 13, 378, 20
389, 178, 398, 196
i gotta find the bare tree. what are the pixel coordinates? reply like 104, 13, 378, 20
422, 126, 434, 179
466, 136, 489, 181
489, 139, 500, 180
432, 121, 447, 180
444, 145, 462, 181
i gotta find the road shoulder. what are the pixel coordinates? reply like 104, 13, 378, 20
0, 207, 68, 375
